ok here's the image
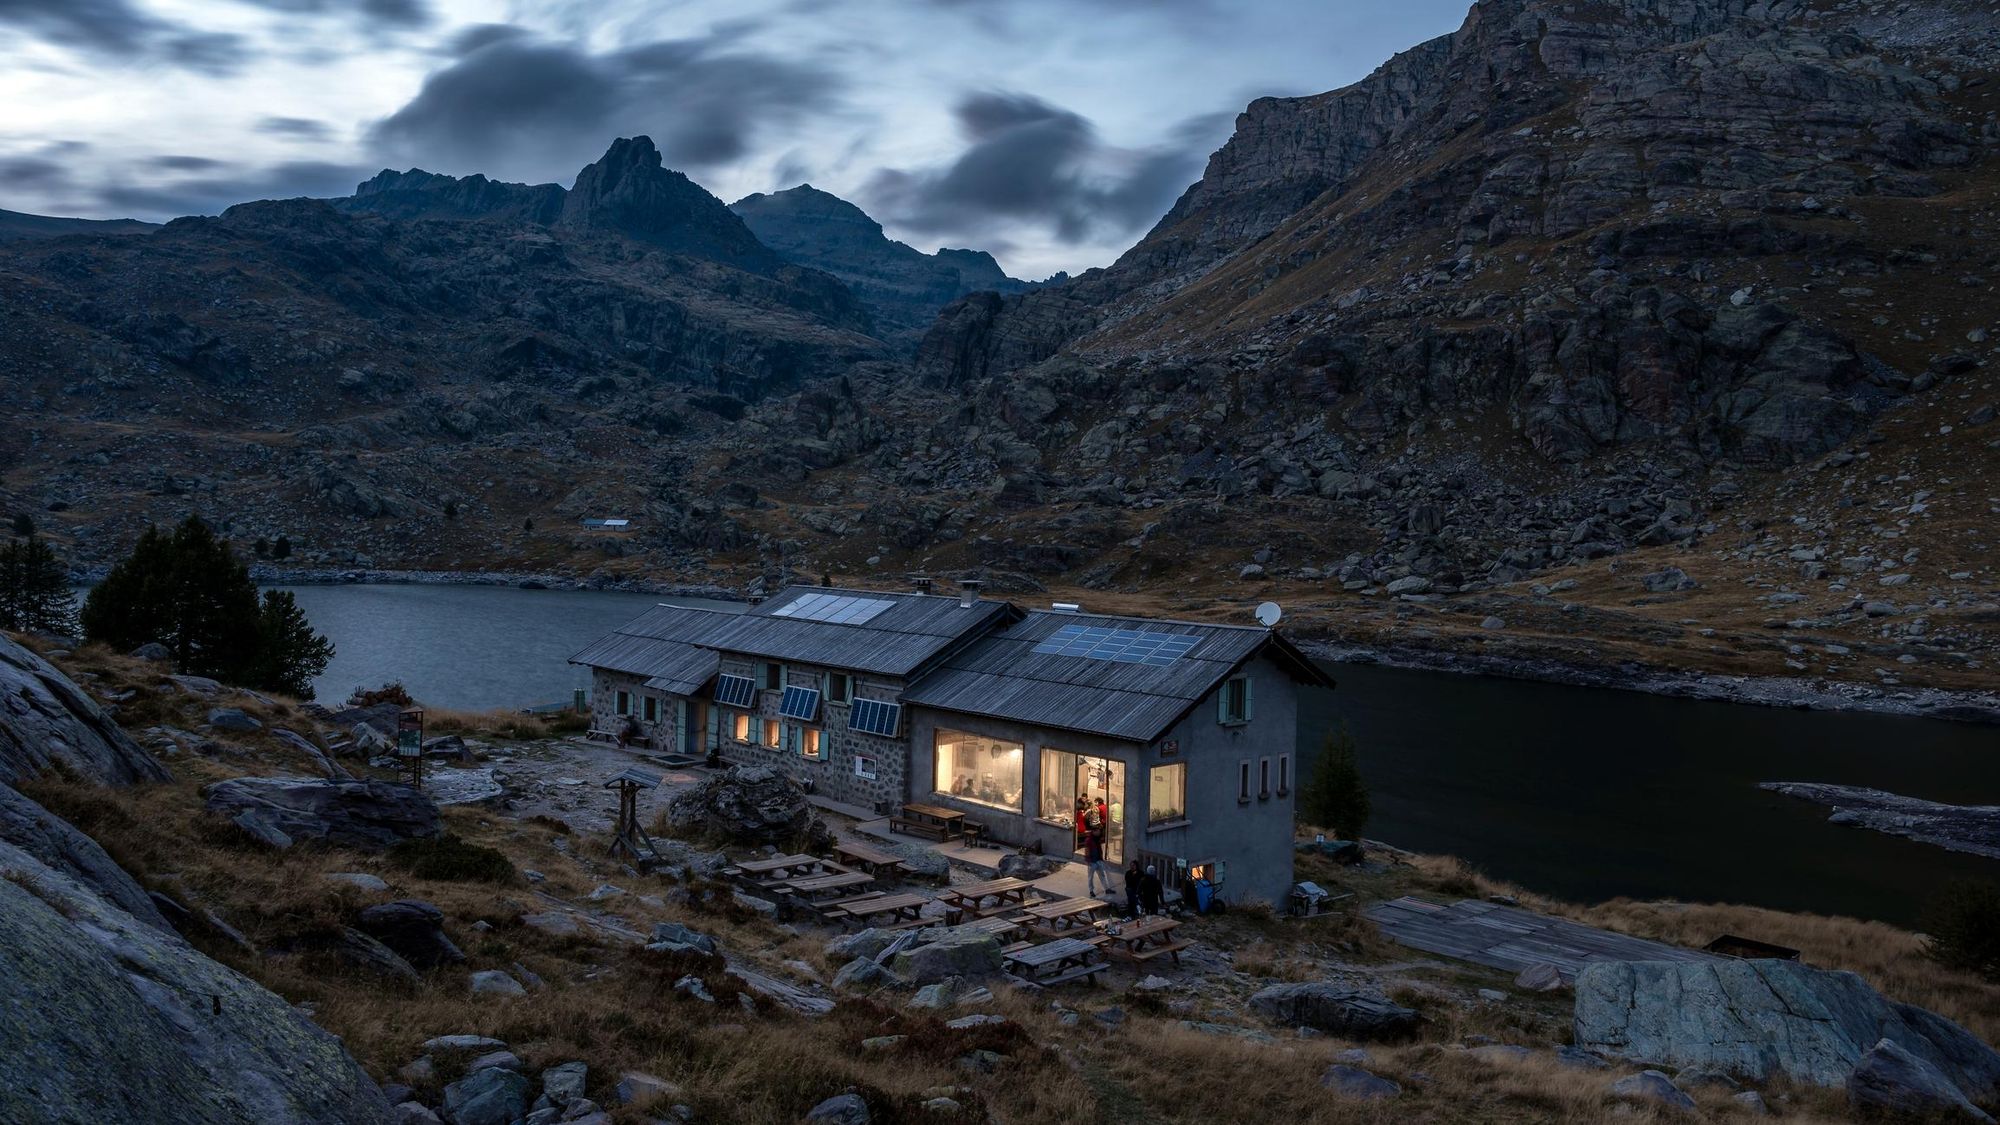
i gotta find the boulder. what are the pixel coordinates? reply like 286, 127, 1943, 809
207, 707, 263, 733
996, 852, 1066, 880
0, 838, 395, 1123
826, 928, 898, 963
469, 970, 525, 997
441, 1066, 530, 1125
130, 642, 171, 662
1609, 1070, 1696, 1113
648, 921, 718, 955
538, 1060, 587, 1108
0, 780, 169, 928
804, 1092, 871, 1124
357, 899, 465, 969
1641, 567, 1699, 593
203, 776, 441, 849
833, 957, 897, 991
613, 1071, 678, 1106
325, 872, 389, 892
321, 926, 420, 984
891, 931, 1003, 984
1514, 963, 1566, 992
423, 1035, 508, 1054
663, 766, 831, 850
1247, 983, 1421, 1040
0, 634, 168, 786
1319, 1064, 1401, 1100
1574, 960, 2000, 1103
1848, 1038, 1996, 1124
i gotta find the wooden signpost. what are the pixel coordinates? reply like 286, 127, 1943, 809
396, 708, 425, 788
606, 766, 663, 866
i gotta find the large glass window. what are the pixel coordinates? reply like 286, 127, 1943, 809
1149, 763, 1187, 825
934, 729, 1023, 811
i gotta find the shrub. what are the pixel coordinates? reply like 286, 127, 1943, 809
1297, 724, 1371, 840
1922, 879, 2000, 980
386, 833, 516, 883
352, 682, 414, 708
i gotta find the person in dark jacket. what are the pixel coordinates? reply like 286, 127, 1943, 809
1083, 828, 1109, 896
1138, 864, 1164, 915
1122, 859, 1144, 918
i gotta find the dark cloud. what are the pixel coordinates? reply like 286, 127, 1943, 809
445, 23, 531, 56
255, 116, 337, 141
864, 91, 1221, 246
150, 155, 226, 171
96, 159, 372, 219
0, 0, 249, 74
0, 155, 72, 190
234, 0, 433, 29
368, 27, 841, 179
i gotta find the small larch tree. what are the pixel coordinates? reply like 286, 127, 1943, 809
1298, 725, 1372, 841
271, 535, 292, 560
0, 534, 76, 635
11, 513, 34, 537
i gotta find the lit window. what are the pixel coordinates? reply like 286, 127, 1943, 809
1238, 760, 1252, 802
827, 673, 850, 703
1278, 754, 1292, 795
933, 729, 1023, 810
763, 662, 784, 691
1148, 763, 1186, 825
615, 690, 630, 716
763, 719, 781, 748
1218, 675, 1251, 724
732, 712, 751, 742
799, 726, 823, 760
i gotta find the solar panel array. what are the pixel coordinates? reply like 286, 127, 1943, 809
778, 685, 821, 721
713, 674, 757, 708
1030, 623, 1201, 666
768, 591, 896, 625
849, 698, 902, 737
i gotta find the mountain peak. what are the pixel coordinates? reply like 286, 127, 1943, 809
556, 136, 770, 266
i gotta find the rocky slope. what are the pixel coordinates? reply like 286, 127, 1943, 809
336, 168, 566, 224
731, 184, 1033, 341
0, 207, 159, 242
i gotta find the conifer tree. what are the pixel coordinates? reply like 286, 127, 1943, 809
0, 534, 76, 635
250, 590, 335, 700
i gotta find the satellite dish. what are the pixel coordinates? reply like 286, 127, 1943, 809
1255, 601, 1283, 628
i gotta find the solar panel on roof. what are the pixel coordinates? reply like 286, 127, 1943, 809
1030, 623, 1201, 666
849, 698, 902, 737
769, 592, 895, 625
713, 674, 757, 708
779, 685, 821, 721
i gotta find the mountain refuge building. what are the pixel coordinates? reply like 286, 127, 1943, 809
570, 583, 1335, 907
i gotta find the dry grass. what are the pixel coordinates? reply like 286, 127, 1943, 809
421, 705, 588, 741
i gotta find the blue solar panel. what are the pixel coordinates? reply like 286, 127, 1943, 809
849, 698, 902, 737
713, 674, 757, 708
1030, 623, 1200, 665
769, 591, 895, 624
779, 685, 821, 721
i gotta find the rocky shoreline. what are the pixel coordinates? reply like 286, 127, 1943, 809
1760, 782, 2000, 861
1308, 640, 2000, 726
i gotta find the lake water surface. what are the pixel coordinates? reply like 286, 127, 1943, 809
282, 582, 1998, 924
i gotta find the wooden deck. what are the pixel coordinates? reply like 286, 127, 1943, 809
1365, 897, 1717, 981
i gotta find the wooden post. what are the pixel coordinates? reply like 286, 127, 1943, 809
605, 767, 663, 866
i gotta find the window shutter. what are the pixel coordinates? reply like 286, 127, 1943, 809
705, 705, 718, 754
1217, 689, 1229, 724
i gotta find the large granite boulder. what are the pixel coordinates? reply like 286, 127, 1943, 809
997, 852, 1066, 880
663, 766, 830, 850
0, 838, 395, 1123
891, 930, 1003, 984
204, 776, 441, 850
1247, 983, 1421, 1040
356, 899, 465, 969
1848, 1039, 1997, 1124
1575, 960, 2000, 1105
0, 780, 168, 929
0, 634, 168, 786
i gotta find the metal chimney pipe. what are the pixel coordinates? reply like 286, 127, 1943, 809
958, 579, 982, 608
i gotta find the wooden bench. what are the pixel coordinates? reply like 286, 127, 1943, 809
1037, 961, 1107, 987
1130, 939, 1194, 964
889, 816, 952, 842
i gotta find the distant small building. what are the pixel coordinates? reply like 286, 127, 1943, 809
580, 518, 631, 530
571, 583, 1334, 907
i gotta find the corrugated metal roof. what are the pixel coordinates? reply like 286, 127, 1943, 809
901, 609, 1332, 743
568, 603, 733, 694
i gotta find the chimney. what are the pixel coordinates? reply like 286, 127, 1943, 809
958, 579, 983, 608
913, 576, 934, 595
1051, 602, 1081, 614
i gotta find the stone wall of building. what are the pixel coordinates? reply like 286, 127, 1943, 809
713, 656, 909, 812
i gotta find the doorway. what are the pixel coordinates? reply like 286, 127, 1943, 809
1041, 749, 1125, 864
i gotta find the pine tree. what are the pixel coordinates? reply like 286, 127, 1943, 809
443, 499, 458, 520
80, 517, 260, 680
250, 590, 335, 700
0, 534, 77, 634
271, 535, 292, 560
10, 513, 33, 537
1297, 725, 1372, 840
254, 537, 270, 558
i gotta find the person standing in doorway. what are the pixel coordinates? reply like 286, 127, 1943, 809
1083, 826, 1109, 897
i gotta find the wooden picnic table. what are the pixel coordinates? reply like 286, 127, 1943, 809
1024, 896, 1111, 932
1099, 915, 1193, 964
937, 876, 1036, 919
733, 854, 828, 882
892, 802, 965, 841
830, 892, 931, 927
1004, 937, 1105, 985
782, 871, 875, 900
949, 914, 1025, 941
832, 839, 908, 876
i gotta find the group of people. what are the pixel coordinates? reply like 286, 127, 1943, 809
1075, 794, 1164, 915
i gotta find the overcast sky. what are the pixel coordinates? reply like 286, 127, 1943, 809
0, 0, 1469, 279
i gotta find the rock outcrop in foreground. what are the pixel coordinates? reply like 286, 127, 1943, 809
0, 634, 168, 786
664, 765, 832, 850
203, 775, 442, 849
1575, 959, 2000, 1107
0, 839, 393, 1123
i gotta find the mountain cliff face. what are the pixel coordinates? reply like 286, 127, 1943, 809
558, 137, 778, 269
336, 168, 566, 224
730, 184, 1032, 341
